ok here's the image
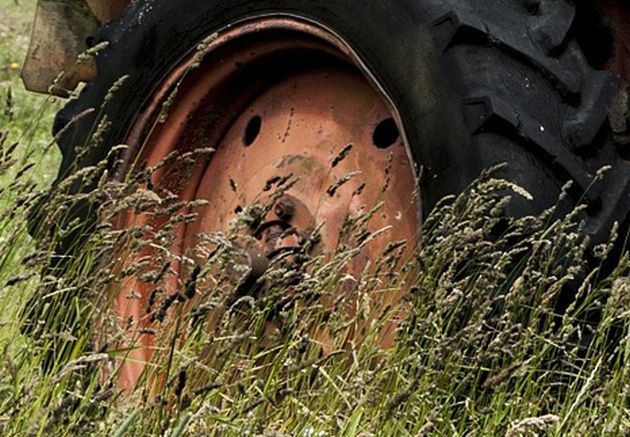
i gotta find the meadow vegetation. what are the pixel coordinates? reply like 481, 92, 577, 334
0, 1, 629, 435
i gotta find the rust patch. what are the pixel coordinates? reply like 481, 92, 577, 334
599, 0, 630, 83
597, 1, 630, 148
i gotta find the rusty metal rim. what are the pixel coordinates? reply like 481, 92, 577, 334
113, 16, 421, 392
121, 16, 419, 202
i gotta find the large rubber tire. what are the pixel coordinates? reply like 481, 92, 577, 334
53, 0, 630, 248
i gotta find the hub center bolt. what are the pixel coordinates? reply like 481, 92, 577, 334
274, 198, 295, 222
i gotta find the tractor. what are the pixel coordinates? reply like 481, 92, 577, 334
19, 0, 630, 390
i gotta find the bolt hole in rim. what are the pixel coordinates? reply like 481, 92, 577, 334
373, 118, 401, 149
112, 16, 421, 391
244, 115, 263, 146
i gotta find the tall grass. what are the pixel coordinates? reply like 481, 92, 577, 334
1, 1, 629, 435
2, 118, 630, 435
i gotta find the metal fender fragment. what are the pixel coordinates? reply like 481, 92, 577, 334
21, 0, 129, 96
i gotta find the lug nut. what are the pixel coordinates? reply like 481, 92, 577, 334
274, 198, 295, 221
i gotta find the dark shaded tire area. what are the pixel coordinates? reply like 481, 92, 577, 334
52, 0, 630, 248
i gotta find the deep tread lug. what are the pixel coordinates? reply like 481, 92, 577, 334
432, 9, 581, 98
529, 0, 575, 55
431, 11, 487, 52
563, 71, 618, 150
462, 92, 598, 202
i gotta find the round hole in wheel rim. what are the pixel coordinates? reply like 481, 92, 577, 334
112, 17, 421, 392
373, 117, 401, 149
244, 115, 262, 147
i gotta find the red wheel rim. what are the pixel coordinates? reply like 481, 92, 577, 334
111, 17, 420, 392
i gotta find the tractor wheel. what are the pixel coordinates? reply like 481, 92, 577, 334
50, 0, 629, 389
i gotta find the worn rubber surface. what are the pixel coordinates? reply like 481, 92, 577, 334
52, 0, 630, 247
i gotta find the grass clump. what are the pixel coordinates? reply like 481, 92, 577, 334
2, 124, 630, 434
